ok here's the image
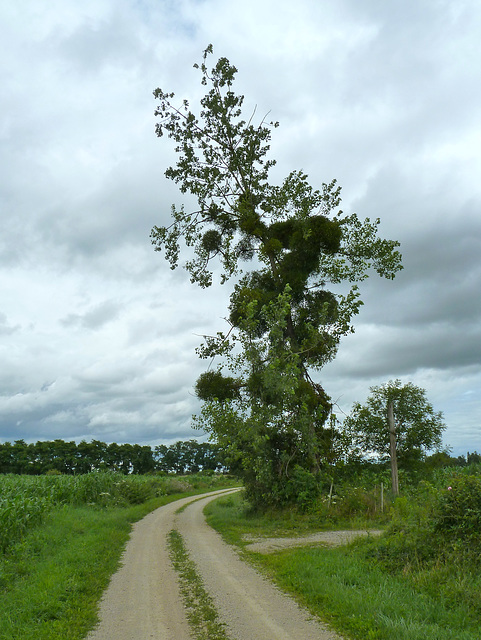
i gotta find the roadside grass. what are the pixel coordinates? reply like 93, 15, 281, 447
0, 504, 138, 639
262, 545, 480, 640
205, 491, 481, 640
0, 473, 237, 640
168, 530, 229, 640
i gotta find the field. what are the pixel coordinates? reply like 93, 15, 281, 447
0, 472, 235, 639
2, 466, 481, 640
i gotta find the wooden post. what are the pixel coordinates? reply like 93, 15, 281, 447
381, 482, 384, 513
388, 401, 399, 496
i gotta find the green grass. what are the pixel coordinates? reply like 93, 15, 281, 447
0, 504, 141, 639
0, 472, 238, 554
262, 545, 480, 640
205, 491, 481, 640
0, 473, 238, 640
204, 490, 382, 547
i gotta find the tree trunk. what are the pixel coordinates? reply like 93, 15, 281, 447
388, 401, 399, 496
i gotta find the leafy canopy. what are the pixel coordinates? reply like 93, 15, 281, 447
345, 379, 446, 465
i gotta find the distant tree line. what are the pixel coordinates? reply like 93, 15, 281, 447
0, 436, 476, 479
425, 450, 481, 469
0, 439, 226, 475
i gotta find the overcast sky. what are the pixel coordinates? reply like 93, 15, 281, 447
1, 0, 480, 455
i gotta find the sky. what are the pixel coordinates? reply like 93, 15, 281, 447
1, 0, 480, 455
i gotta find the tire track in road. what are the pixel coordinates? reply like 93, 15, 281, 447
176, 492, 341, 640
87, 488, 342, 640
86, 489, 237, 640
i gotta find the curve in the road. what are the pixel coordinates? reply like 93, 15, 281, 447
87, 488, 341, 640
176, 491, 341, 640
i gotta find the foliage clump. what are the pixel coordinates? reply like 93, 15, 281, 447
432, 473, 481, 546
366, 466, 481, 585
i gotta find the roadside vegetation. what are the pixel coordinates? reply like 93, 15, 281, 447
205, 462, 481, 640
0, 472, 236, 640
2, 456, 480, 639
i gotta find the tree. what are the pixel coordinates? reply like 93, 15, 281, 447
151, 46, 403, 506
154, 440, 225, 473
344, 380, 446, 494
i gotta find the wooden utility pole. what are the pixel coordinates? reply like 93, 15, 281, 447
388, 400, 399, 496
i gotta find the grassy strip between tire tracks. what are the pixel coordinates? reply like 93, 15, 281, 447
168, 529, 230, 640
204, 491, 481, 640
0, 486, 230, 640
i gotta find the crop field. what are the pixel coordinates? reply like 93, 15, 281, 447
0, 472, 233, 554
0, 473, 164, 553
0, 472, 236, 640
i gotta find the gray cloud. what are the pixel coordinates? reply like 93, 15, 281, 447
0, 312, 19, 335
0, 0, 480, 455
61, 300, 122, 330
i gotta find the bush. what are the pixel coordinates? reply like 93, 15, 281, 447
284, 467, 321, 511
313, 476, 391, 524
433, 474, 481, 547
336, 486, 378, 519
369, 484, 440, 570
162, 477, 191, 495
366, 474, 481, 572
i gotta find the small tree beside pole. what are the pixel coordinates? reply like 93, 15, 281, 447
345, 379, 446, 497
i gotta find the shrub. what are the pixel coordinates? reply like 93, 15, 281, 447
366, 475, 481, 572
338, 486, 377, 519
162, 477, 191, 495
370, 487, 439, 570
433, 474, 481, 547
114, 477, 165, 504
313, 477, 391, 524
283, 466, 321, 511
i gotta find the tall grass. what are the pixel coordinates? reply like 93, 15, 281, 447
262, 545, 480, 640
0, 472, 234, 554
0, 473, 163, 553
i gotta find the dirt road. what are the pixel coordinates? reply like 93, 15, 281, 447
87, 488, 341, 640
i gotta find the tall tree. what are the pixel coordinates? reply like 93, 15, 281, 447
151, 46, 403, 506
344, 379, 446, 494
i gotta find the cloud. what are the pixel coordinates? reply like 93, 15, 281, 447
0, 0, 480, 455
0, 313, 19, 335
61, 300, 122, 329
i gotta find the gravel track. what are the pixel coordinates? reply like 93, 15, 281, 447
87, 488, 342, 640
177, 491, 341, 640
86, 490, 234, 640
243, 528, 383, 553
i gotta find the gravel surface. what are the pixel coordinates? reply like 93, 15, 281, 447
87, 488, 351, 640
86, 489, 235, 640
177, 492, 342, 640
243, 529, 383, 554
